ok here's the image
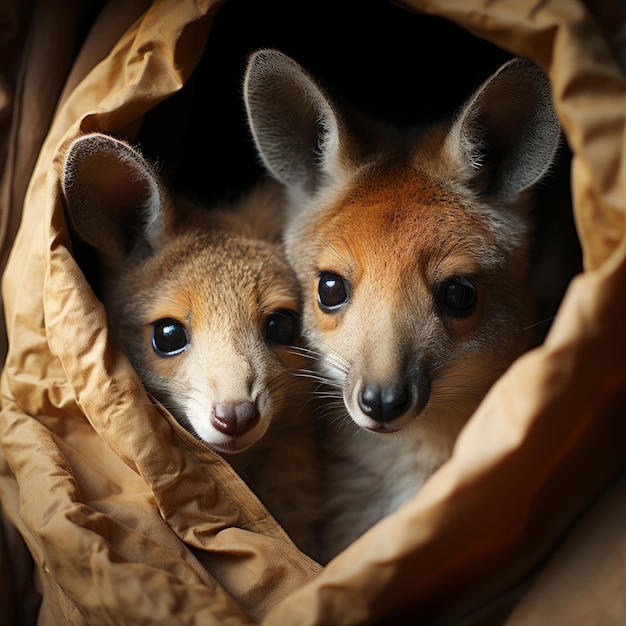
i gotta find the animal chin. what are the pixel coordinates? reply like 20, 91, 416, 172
191, 414, 270, 454
345, 402, 411, 434
203, 427, 267, 454
366, 423, 402, 434
350, 413, 412, 434
211, 438, 256, 454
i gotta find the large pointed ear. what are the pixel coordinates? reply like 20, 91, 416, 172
243, 48, 345, 197
444, 58, 560, 203
61, 133, 167, 260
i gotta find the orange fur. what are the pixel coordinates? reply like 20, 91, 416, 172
244, 50, 561, 562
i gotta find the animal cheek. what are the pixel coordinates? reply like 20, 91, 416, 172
440, 299, 486, 343
146, 347, 189, 382
134, 329, 162, 375
310, 306, 345, 334
275, 349, 304, 371
301, 282, 339, 331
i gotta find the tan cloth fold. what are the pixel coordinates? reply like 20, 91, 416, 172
0, 0, 624, 624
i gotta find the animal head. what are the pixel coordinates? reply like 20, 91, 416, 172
61, 133, 304, 453
244, 50, 560, 437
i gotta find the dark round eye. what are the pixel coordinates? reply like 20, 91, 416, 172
152, 319, 189, 356
436, 276, 477, 318
266, 309, 299, 345
317, 272, 349, 312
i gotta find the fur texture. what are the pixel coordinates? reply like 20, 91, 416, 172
244, 50, 560, 563
61, 133, 319, 558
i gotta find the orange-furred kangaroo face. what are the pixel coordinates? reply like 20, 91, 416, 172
244, 50, 560, 435
61, 134, 303, 453
291, 168, 532, 433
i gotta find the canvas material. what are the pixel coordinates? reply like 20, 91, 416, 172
0, 0, 624, 624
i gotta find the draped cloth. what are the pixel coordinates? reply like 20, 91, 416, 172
0, 0, 624, 624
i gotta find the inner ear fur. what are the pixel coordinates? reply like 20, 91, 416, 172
243, 48, 344, 194
61, 133, 166, 258
445, 58, 561, 203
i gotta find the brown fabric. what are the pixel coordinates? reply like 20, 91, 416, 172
0, 0, 102, 621
0, 0, 625, 624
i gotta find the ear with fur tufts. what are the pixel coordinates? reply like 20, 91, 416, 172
61, 133, 167, 260
444, 58, 561, 203
243, 48, 345, 198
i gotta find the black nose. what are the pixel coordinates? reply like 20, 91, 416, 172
358, 384, 413, 423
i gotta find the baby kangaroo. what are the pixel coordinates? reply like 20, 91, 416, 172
243, 50, 560, 562
61, 133, 319, 557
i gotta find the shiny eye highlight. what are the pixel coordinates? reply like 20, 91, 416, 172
152, 319, 189, 356
266, 309, 299, 345
436, 276, 477, 318
317, 272, 349, 312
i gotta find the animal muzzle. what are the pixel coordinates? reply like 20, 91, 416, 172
210, 401, 260, 436
352, 374, 430, 432
358, 384, 413, 424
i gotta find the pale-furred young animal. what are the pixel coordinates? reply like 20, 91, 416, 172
61, 133, 319, 558
244, 49, 561, 563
